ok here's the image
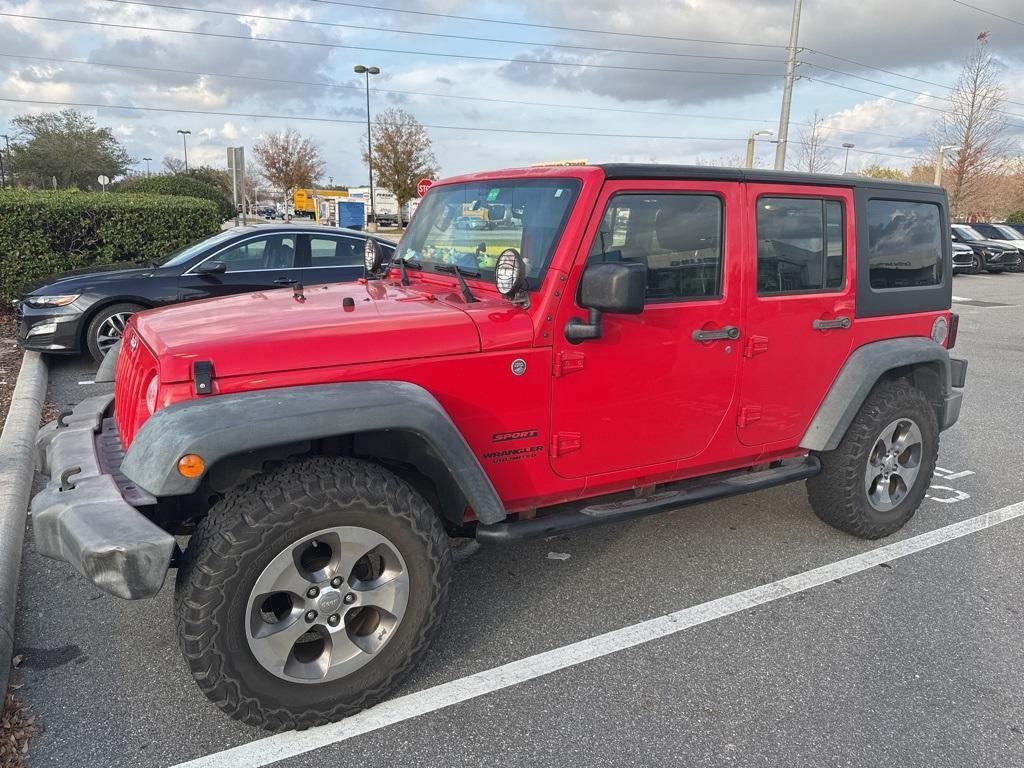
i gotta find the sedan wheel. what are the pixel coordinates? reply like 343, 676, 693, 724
85, 302, 144, 362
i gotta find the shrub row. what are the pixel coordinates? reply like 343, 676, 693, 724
119, 174, 236, 221
0, 190, 221, 302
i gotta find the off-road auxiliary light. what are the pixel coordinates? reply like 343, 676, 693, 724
495, 248, 529, 307
931, 315, 948, 346
364, 237, 384, 277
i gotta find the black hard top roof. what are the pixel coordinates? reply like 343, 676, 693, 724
599, 164, 940, 196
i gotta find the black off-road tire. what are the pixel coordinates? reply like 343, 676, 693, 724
85, 302, 144, 362
807, 380, 938, 540
174, 456, 452, 730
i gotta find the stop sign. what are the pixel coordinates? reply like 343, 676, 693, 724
417, 178, 433, 198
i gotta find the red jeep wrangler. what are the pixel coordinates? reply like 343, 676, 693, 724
33, 165, 966, 729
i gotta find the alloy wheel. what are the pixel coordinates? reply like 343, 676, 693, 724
245, 526, 410, 684
95, 311, 134, 354
864, 418, 923, 512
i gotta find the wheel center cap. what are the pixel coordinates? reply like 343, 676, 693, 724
317, 591, 343, 614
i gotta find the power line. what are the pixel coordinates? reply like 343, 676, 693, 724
951, 0, 1024, 26
104, 0, 786, 65
0, 96, 927, 160
804, 76, 1024, 130
803, 48, 1024, 110
306, 0, 788, 49
0, 51, 922, 142
0, 12, 785, 78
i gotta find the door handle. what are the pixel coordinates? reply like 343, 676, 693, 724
273, 276, 294, 285
812, 316, 852, 331
692, 325, 740, 342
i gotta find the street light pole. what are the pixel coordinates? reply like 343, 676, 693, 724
842, 142, 855, 174
745, 130, 774, 168
143, 157, 152, 177
176, 129, 191, 173
934, 144, 961, 186
354, 65, 380, 229
774, 0, 803, 171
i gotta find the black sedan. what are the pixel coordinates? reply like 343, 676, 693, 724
950, 224, 1021, 274
16, 225, 396, 361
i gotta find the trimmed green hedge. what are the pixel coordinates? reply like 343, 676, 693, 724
119, 174, 235, 221
0, 190, 221, 301
1007, 210, 1024, 225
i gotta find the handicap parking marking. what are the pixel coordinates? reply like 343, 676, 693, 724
172, 499, 1024, 768
935, 466, 975, 481
926, 466, 974, 503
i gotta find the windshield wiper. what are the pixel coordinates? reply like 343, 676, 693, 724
394, 254, 421, 286
433, 263, 479, 303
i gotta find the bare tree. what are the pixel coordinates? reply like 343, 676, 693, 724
162, 155, 185, 174
253, 128, 325, 204
362, 108, 438, 216
938, 33, 1011, 217
795, 111, 834, 174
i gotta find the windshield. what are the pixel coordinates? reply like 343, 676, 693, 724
395, 178, 581, 286
160, 229, 243, 268
953, 225, 984, 241
996, 224, 1024, 240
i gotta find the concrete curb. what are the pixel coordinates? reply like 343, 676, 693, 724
0, 351, 48, 695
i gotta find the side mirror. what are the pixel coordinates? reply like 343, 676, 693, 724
565, 261, 646, 343
194, 260, 227, 275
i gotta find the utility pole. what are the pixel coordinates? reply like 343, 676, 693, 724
0, 134, 10, 188
354, 65, 380, 229
745, 130, 774, 168
774, 0, 803, 171
934, 144, 961, 186
842, 143, 855, 173
177, 129, 191, 173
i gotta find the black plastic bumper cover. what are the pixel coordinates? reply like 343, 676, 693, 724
31, 394, 175, 600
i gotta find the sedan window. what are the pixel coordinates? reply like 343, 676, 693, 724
214, 235, 296, 272
309, 236, 362, 267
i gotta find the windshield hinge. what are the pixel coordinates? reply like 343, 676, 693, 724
554, 350, 585, 377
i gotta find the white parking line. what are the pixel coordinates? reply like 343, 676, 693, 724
951, 295, 972, 302
172, 500, 1024, 768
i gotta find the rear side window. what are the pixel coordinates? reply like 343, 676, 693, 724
867, 200, 943, 289
587, 193, 723, 302
756, 197, 845, 294
309, 236, 361, 267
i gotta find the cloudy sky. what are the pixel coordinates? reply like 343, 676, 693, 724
1, 0, 1023, 186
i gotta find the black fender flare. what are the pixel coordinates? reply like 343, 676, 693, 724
800, 338, 952, 452
120, 381, 507, 524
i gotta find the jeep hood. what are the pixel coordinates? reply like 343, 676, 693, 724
134, 280, 482, 383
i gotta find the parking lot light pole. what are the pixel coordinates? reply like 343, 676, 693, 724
354, 65, 380, 229
934, 144, 961, 186
745, 130, 774, 168
143, 157, 152, 177
842, 143, 855, 173
177, 129, 191, 173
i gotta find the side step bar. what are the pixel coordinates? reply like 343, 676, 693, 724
476, 456, 820, 544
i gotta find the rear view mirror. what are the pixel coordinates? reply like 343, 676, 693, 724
565, 261, 646, 343
195, 260, 227, 275
579, 262, 646, 314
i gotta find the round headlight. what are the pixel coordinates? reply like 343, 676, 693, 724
364, 238, 382, 273
494, 248, 526, 297
931, 315, 948, 345
145, 374, 159, 414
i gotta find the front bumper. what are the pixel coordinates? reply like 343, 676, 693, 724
15, 300, 85, 353
31, 394, 175, 599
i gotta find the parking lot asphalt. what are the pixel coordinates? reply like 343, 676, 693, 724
12, 270, 1024, 768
